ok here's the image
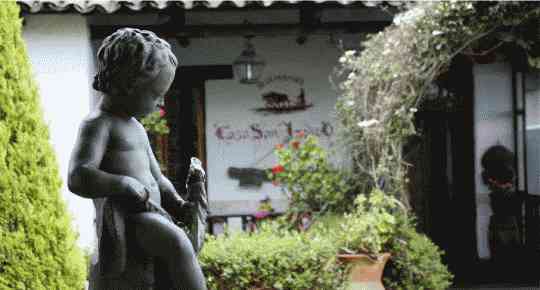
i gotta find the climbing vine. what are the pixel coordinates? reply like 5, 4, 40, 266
335, 2, 540, 207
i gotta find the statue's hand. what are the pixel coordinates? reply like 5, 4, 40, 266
122, 176, 149, 203
180, 201, 197, 212
188, 157, 206, 184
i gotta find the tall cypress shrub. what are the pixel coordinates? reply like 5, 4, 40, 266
0, 3, 86, 289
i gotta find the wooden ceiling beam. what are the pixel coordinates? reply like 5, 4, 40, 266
90, 20, 390, 39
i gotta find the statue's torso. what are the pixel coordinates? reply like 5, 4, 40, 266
99, 114, 161, 205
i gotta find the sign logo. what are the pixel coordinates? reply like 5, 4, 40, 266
253, 74, 313, 114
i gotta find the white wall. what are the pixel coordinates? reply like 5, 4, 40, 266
473, 62, 514, 259
23, 14, 96, 251
525, 75, 540, 195
173, 35, 350, 216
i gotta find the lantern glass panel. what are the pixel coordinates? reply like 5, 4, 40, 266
233, 39, 266, 84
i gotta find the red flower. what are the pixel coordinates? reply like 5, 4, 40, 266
159, 108, 166, 117
272, 165, 285, 174
275, 144, 284, 150
291, 140, 300, 149
488, 178, 513, 190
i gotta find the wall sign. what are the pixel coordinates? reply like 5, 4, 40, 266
213, 121, 334, 144
253, 74, 313, 114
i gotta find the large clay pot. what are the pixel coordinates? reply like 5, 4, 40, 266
337, 253, 391, 290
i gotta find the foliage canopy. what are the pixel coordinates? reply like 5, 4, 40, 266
335, 2, 540, 207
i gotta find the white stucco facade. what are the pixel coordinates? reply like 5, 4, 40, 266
22, 14, 96, 251
21, 14, 356, 245
20, 5, 361, 249
172, 34, 352, 216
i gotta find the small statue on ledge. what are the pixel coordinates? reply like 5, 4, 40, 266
481, 145, 522, 262
68, 28, 207, 290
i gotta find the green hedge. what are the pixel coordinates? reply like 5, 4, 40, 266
200, 214, 452, 290
200, 222, 346, 290
0, 3, 86, 289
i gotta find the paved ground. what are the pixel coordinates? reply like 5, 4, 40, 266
450, 285, 540, 290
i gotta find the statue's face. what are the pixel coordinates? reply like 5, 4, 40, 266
123, 62, 175, 118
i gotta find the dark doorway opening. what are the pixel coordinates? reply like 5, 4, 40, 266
164, 65, 233, 195
412, 57, 540, 287
408, 55, 477, 285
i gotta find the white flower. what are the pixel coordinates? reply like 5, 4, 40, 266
339, 56, 347, 63
432, 30, 443, 36
345, 50, 356, 57
357, 119, 379, 128
409, 107, 418, 113
347, 72, 356, 80
393, 6, 426, 26
342, 79, 353, 89
346, 100, 355, 106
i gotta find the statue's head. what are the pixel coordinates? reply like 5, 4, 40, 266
481, 145, 515, 192
93, 28, 178, 117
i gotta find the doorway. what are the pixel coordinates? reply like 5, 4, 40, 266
164, 65, 233, 194
419, 58, 540, 286
408, 55, 477, 284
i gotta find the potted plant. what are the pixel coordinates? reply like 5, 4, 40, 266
335, 189, 401, 290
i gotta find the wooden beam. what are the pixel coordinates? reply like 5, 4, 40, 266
160, 4, 185, 34
175, 65, 233, 84
90, 20, 390, 39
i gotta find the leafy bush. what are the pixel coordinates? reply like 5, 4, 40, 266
307, 190, 451, 289
0, 3, 87, 289
384, 216, 454, 290
265, 133, 452, 288
336, 189, 400, 257
269, 134, 357, 218
199, 222, 345, 290
199, 192, 451, 290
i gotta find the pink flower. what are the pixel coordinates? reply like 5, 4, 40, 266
159, 108, 166, 117
296, 130, 305, 138
254, 211, 270, 219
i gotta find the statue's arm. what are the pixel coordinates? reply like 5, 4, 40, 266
67, 117, 131, 199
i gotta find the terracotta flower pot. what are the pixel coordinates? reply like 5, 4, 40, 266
337, 253, 391, 290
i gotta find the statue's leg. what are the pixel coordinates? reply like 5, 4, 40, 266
129, 212, 207, 290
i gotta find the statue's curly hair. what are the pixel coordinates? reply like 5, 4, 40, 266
93, 28, 178, 96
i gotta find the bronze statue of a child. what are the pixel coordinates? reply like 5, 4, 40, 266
68, 28, 207, 290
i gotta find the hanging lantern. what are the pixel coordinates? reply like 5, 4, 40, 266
233, 36, 266, 84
